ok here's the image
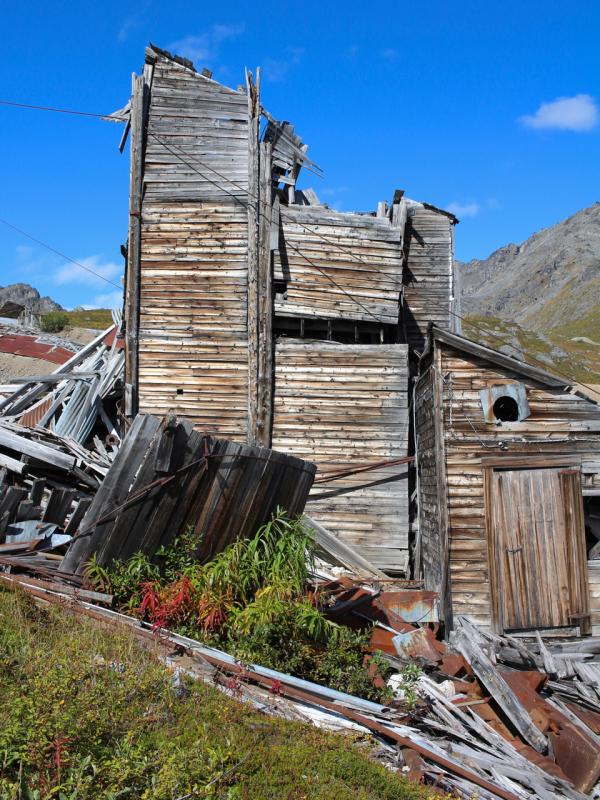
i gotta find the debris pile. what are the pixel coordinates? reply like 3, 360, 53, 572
0, 323, 124, 443
3, 557, 600, 799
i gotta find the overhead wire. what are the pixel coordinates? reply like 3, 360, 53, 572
0, 99, 123, 120
0, 217, 122, 290
1, 95, 598, 396
145, 130, 600, 397
145, 130, 387, 326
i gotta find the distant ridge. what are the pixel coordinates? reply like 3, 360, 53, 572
458, 202, 600, 382
0, 283, 63, 316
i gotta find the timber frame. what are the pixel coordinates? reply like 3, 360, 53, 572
120, 44, 459, 576
416, 325, 600, 633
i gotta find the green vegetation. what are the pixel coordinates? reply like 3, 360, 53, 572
64, 308, 114, 330
463, 312, 600, 385
39, 311, 70, 333
84, 511, 393, 703
0, 586, 434, 800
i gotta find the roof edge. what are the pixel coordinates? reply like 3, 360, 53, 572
427, 324, 571, 389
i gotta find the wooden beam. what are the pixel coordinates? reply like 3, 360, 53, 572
124, 64, 151, 419
255, 140, 273, 446
246, 68, 261, 444
454, 617, 549, 753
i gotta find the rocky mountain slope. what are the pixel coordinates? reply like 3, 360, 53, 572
458, 202, 600, 383
0, 283, 63, 315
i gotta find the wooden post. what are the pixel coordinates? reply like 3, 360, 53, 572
124, 72, 144, 418
434, 346, 453, 630
256, 140, 274, 446
246, 69, 260, 444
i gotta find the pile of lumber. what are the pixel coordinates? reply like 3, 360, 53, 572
0, 323, 123, 447
0, 419, 111, 559
2, 568, 599, 800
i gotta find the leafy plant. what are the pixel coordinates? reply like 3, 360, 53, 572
39, 311, 70, 333
396, 663, 423, 710
84, 510, 392, 702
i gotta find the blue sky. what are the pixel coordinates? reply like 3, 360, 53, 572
1, 0, 599, 309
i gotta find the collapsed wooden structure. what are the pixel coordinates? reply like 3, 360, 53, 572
121, 44, 458, 573
61, 412, 316, 574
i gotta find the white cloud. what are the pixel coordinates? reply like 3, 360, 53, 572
446, 201, 480, 218
117, 15, 137, 43
168, 24, 244, 67
93, 290, 123, 309
53, 255, 122, 288
520, 94, 598, 131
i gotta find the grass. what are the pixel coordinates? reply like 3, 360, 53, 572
63, 309, 114, 330
0, 586, 435, 800
462, 313, 600, 384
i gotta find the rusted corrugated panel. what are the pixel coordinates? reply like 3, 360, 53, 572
19, 396, 54, 428
0, 334, 74, 364
272, 340, 410, 574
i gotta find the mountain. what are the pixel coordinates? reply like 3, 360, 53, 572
458, 203, 600, 383
0, 283, 63, 315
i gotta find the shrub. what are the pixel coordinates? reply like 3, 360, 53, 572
39, 311, 69, 333
84, 510, 394, 702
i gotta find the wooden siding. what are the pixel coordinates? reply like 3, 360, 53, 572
144, 58, 248, 202
415, 361, 451, 620
271, 340, 410, 573
427, 342, 600, 629
403, 208, 454, 349
136, 52, 250, 437
137, 202, 248, 436
590, 561, 600, 635
274, 206, 404, 324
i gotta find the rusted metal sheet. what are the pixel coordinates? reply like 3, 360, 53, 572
479, 382, 530, 423
0, 333, 74, 364
377, 590, 439, 623
19, 395, 54, 428
392, 627, 443, 663
503, 669, 600, 792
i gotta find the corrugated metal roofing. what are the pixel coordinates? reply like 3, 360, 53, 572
0, 334, 74, 364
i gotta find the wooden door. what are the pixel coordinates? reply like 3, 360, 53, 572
489, 467, 589, 632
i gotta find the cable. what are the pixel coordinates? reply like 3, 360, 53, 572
147, 131, 600, 395
146, 131, 387, 326
0, 99, 123, 120
1, 95, 598, 394
0, 218, 122, 289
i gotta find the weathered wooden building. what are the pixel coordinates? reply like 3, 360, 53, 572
121, 45, 458, 574
415, 325, 600, 634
